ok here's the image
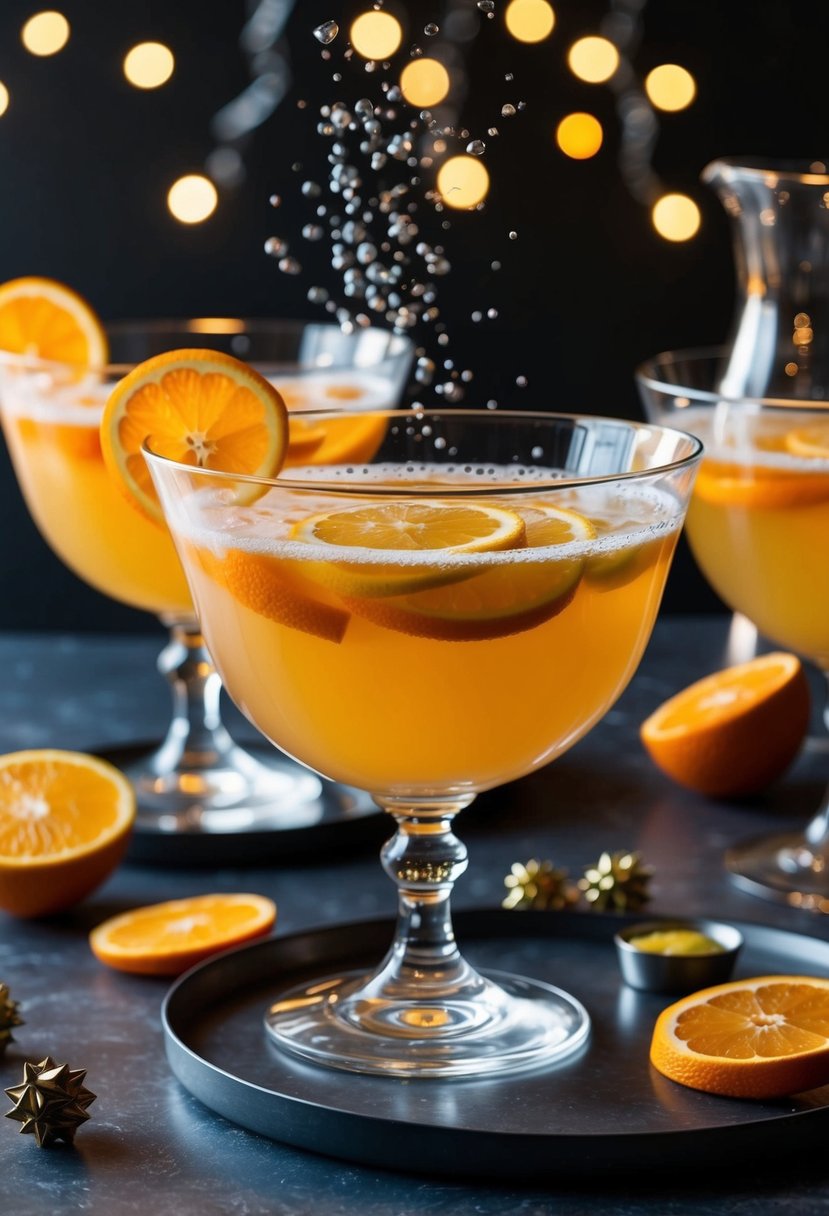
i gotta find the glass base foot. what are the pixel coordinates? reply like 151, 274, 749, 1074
726, 832, 829, 912
265, 968, 590, 1078
99, 741, 375, 836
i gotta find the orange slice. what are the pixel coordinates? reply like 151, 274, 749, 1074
100, 349, 289, 523
640, 652, 809, 798
650, 975, 829, 1099
283, 411, 388, 468
196, 546, 350, 643
341, 504, 594, 641
694, 458, 829, 509
89, 893, 276, 976
0, 277, 108, 367
0, 749, 135, 918
785, 422, 829, 459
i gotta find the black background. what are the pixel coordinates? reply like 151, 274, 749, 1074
0, 0, 825, 632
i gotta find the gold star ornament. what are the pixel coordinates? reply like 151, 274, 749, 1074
5, 1057, 96, 1147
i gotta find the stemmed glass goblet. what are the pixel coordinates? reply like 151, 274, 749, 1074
638, 348, 829, 909
0, 319, 413, 845
148, 407, 700, 1076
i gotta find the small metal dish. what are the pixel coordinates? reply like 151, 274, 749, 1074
614, 918, 743, 995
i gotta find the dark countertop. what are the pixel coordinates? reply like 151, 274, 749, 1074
1, 616, 828, 1214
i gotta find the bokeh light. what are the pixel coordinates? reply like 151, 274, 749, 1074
652, 193, 701, 241
0, 83, 8, 118
349, 11, 403, 61
436, 155, 490, 209
505, 0, 555, 43
645, 64, 696, 112
21, 10, 70, 56
400, 58, 450, 107
167, 175, 218, 225
124, 42, 175, 90
556, 113, 603, 160
567, 37, 619, 84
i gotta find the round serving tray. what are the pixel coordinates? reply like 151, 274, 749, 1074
162, 908, 829, 1179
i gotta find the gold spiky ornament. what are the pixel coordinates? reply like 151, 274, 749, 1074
503, 858, 579, 911
578, 850, 652, 912
0, 983, 23, 1057
5, 1057, 96, 1147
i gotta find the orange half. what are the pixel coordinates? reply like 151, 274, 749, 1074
100, 348, 289, 523
0, 276, 108, 366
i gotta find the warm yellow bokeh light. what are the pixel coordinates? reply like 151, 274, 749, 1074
436, 155, 490, 209
0, 83, 8, 118
349, 11, 403, 60
400, 58, 450, 107
124, 42, 175, 90
556, 112, 603, 160
645, 64, 696, 112
21, 10, 70, 56
167, 175, 218, 225
652, 193, 701, 241
505, 0, 555, 43
567, 36, 619, 83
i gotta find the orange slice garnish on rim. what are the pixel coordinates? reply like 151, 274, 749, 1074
650, 975, 829, 1099
0, 276, 108, 366
100, 348, 289, 524
694, 458, 829, 509
0, 749, 135, 918
89, 893, 276, 976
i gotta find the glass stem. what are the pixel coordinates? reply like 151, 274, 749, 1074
152, 620, 236, 775
352, 796, 485, 1012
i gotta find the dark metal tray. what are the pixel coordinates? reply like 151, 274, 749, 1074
162, 909, 829, 1179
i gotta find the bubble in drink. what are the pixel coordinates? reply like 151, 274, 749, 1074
313, 20, 339, 45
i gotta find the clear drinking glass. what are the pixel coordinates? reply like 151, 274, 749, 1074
0, 319, 413, 837
638, 347, 829, 908
147, 407, 700, 1077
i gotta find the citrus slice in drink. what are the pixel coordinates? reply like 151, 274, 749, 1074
100, 348, 289, 523
340, 503, 595, 641
89, 893, 276, 976
785, 422, 829, 459
650, 975, 829, 1098
195, 545, 350, 643
292, 499, 527, 598
640, 652, 809, 797
0, 276, 108, 366
693, 458, 829, 508
0, 749, 135, 918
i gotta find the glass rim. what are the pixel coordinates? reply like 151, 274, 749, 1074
0, 317, 414, 378
702, 156, 829, 186
635, 344, 829, 410
143, 408, 703, 497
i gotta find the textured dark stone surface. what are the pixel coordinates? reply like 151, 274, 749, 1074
1, 619, 828, 1214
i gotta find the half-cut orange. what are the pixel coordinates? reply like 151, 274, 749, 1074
651, 975, 829, 1098
0, 276, 108, 366
89, 892, 277, 975
0, 749, 135, 918
100, 348, 289, 523
640, 652, 809, 797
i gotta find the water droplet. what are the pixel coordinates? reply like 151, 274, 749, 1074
508, 231, 517, 240
486, 399, 498, 410
466, 140, 486, 155
517, 101, 527, 111
278, 257, 302, 275
504, 72, 514, 81
424, 22, 439, 35
434, 436, 447, 450
264, 236, 287, 256
477, 0, 494, 10
307, 286, 329, 304
487, 127, 499, 137
301, 181, 322, 199
471, 311, 482, 323
516, 375, 528, 387
491, 259, 501, 270
313, 20, 339, 45
487, 307, 498, 319
302, 224, 324, 241
268, 194, 281, 208
501, 104, 516, 118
